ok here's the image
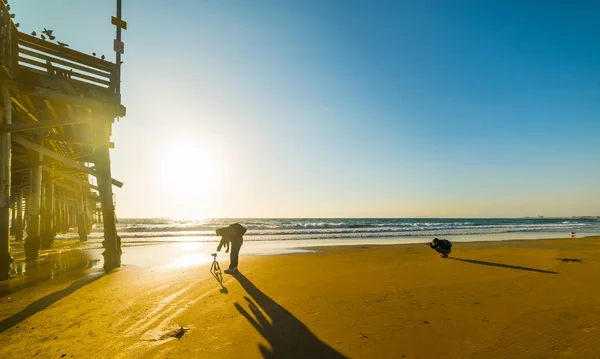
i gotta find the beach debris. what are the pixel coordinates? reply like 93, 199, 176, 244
162, 323, 189, 340
556, 258, 582, 262
31, 31, 36, 36
141, 321, 189, 342
92, 52, 96, 57
57, 41, 69, 47
41, 34, 46, 40
101, 54, 105, 60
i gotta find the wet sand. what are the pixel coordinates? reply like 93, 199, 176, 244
1, 236, 599, 358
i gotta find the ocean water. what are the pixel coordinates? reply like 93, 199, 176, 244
58, 218, 600, 244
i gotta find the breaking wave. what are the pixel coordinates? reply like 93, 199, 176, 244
56, 217, 599, 242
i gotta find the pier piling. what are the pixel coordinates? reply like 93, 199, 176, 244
96, 118, 121, 270
76, 184, 88, 242
0, 83, 12, 280
0, 1, 126, 279
15, 188, 23, 241
40, 168, 55, 248
24, 138, 43, 261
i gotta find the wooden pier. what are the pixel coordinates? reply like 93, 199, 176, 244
0, 3, 125, 280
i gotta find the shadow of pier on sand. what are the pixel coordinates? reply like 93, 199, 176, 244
232, 271, 347, 359
0, 271, 104, 333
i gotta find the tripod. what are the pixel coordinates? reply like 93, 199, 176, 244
210, 253, 223, 284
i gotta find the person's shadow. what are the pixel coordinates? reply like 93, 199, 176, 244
232, 272, 347, 359
448, 258, 559, 274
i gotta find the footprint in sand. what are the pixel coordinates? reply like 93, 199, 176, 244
553, 346, 573, 356
578, 326, 595, 333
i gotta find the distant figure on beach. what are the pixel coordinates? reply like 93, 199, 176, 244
216, 223, 247, 273
427, 238, 452, 258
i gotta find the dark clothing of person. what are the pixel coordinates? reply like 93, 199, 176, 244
433, 246, 451, 255
217, 237, 230, 253
429, 239, 452, 255
216, 223, 247, 269
229, 236, 243, 269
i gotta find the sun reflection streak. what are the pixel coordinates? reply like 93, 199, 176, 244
174, 242, 206, 252
166, 242, 213, 268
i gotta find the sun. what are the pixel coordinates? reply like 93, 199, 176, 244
160, 141, 222, 200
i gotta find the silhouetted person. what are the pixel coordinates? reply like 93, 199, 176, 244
427, 237, 452, 258
216, 223, 246, 273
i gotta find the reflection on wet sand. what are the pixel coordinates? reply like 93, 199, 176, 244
1, 250, 100, 295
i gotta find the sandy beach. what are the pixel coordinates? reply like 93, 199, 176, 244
1, 236, 599, 358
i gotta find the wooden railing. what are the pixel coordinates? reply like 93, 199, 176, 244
17, 32, 117, 90
0, 1, 119, 97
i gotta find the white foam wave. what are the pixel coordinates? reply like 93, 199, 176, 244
55, 219, 596, 242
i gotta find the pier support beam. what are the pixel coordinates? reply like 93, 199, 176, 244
24, 138, 43, 262
22, 203, 26, 232
10, 198, 16, 231
54, 196, 61, 235
85, 194, 93, 235
62, 201, 69, 233
60, 198, 66, 234
57, 199, 63, 234
96, 209, 102, 224
76, 185, 87, 241
0, 84, 13, 280
40, 169, 55, 249
95, 117, 120, 270
15, 189, 23, 242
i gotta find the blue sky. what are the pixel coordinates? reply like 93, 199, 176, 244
12, 0, 600, 218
